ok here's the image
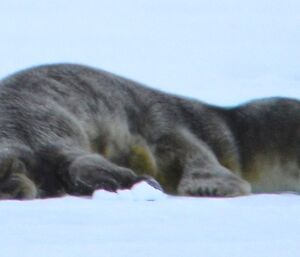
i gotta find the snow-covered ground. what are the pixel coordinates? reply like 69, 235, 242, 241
0, 1, 300, 257
2, 187, 300, 257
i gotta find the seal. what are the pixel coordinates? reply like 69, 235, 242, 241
0, 64, 298, 199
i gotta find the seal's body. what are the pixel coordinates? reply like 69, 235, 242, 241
0, 64, 299, 199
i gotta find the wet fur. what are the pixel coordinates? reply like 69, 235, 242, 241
0, 64, 299, 199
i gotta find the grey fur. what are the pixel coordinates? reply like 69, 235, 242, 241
0, 63, 299, 199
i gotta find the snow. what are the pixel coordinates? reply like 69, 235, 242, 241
2, 191, 300, 257
93, 182, 167, 201
0, 1, 300, 257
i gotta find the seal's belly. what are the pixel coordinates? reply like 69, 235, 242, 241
243, 156, 300, 193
